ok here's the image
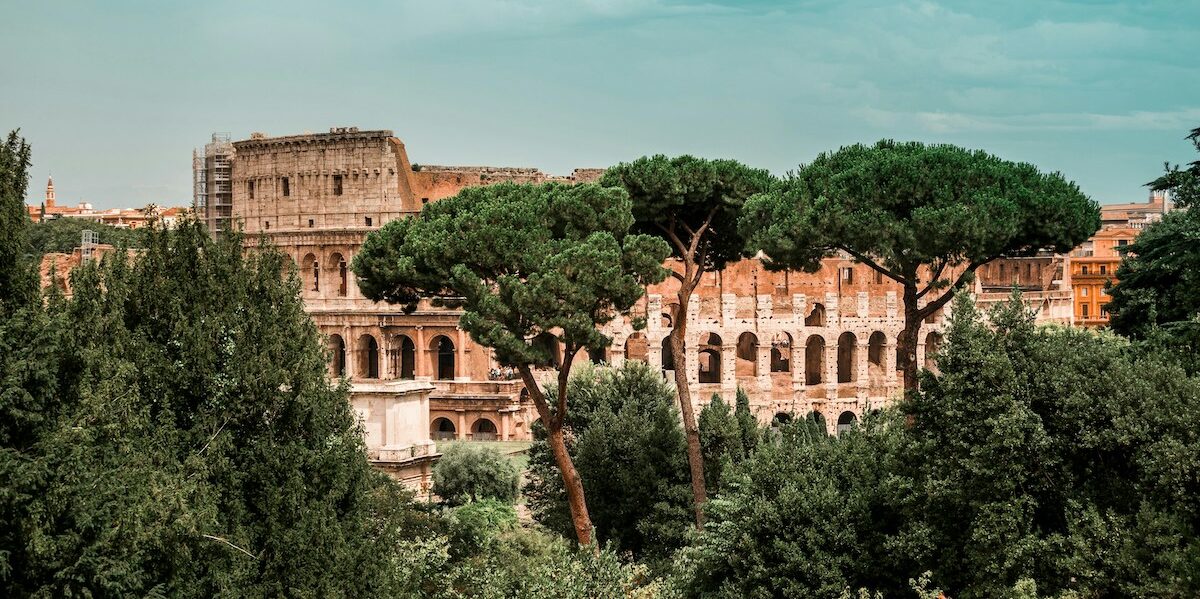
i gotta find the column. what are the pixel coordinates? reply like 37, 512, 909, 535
456, 410, 467, 440
414, 326, 427, 380
456, 328, 469, 381
885, 338, 898, 395
825, 339, 838, 401
381, 332, 393, 380
856, 338, 869, 403
721, 340, 736, 399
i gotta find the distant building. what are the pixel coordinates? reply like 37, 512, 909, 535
26, 176, 188, 228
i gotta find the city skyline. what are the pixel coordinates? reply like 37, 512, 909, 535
4, 0, 1199, 209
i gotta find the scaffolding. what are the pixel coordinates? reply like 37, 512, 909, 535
193, 133, 234, 235
80, 229, 99, 261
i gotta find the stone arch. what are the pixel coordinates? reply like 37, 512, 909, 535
624, 332, 647, 362
837, 332, 857, 383
328, 333, 346, 377
431, 335, 456, 380
356, 334, 380, 379
770, 332, 792, 373
587, 346, 606, 365
661, 335, 675, 371
302, 252, 319, 293
868, 331, 886, 366
472, 417, 498, 441
805, 335, 825, 385
699, 332, 722, 384
837, 410, 857, 434
772, 412, 793, 426
736, 332, 759, 377
431, 417, 456, 440
328, 251, 348, 297
391, 334, 416, 380
924, 331, 943, 371
805, 303, 826, 327
531, 332, 562, 369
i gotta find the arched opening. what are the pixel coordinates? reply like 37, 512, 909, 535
472, 418, 498, 441
837, 411, 857, 435
328, 334, 346, 377
805, 335, 825, 385
772, 412, 792, 427
519, 387, 530, 401
736, 332, 758, 377
531, 332, 562, 369
431, 417, 456, 441
924, 331, 943, 371
624, 332, 647, 362
805, 303, 826, 327
302, 253, 319, 293
432, 336, 456, 380
868, 331, 886, 366
329, 252, 348, 297
699, 333, 722, 384
357, 334, 379, 379
837, 332, 857, 383
770, 332, 792, 373
586, 346, 606, 365
392, 334, 416, 380
661, 335, 675, 371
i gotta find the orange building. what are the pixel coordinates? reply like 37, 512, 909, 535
1069, 227, 1137, 326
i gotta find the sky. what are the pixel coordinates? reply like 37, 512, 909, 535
3, 0, 1198, 209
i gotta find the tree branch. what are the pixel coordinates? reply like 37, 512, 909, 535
202, 534, 258, 560
688, 205, 720, 258
837, 246, 906, 284
917, 258, 991, 318
518, 363, 557, 428
916, 259, 950, 300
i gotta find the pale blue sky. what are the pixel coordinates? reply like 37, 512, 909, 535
3, 0, 1198, 209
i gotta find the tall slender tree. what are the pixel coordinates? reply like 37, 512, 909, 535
740, 140, 1099, 390
0, 130, 35, 311
353, 182, 669, 546
600, 155, 772, 528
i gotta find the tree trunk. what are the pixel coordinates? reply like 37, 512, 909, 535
670, 283, 708, 529
898, 282, 922, 391
518, 367, 594, 548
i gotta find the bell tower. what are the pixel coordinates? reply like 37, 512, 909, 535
45, 175, 56, 209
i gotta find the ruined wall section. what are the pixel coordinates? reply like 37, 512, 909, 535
232, 129, 414, 234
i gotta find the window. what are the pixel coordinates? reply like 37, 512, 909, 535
421, 197, 429, 205
264, 220, 270, 230
308, 219, 315, 228
365, 217, 373, 227
1081, 265, 1089, 275
874, 270, 883, 284
248, 180, 255, 199
333, 175, 343, 196
1118, 239, 1128, 247
1100, 287, 1107, 296
281, 177, 290, 197
1099, 265, 1107, 275
841, 267, 854, 284
1082, 304, 1089, 318
1101, 304, 1110, 318
1081, 287, 1088, 297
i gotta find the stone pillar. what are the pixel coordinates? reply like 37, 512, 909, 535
455, 328, 469, 381
756, 343, 771, 392
886, 291, 898, 320
501, 411, 512, 441
857, 291, 869, 318
856, 338, 869, 402
456, 410, 467, 440
825, 339, 838, 401
414, 326, 427, 380
721, 341, 736, 398
885, 338, 898, 392
381, 333, 393, 379
686, 335, 699, 386
648, 333, 663, 371
648, 294, 663, 334
826, 292, 839, 327
791, 340, 804, 396
343, 325, 354, 378
794, 293, 807, 323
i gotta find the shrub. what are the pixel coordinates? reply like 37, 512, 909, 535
432, 443, 520, 506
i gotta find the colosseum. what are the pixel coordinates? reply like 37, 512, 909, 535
209, 126, 971, 473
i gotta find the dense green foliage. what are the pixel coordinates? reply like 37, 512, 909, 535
599, 155, 774, 271
432, 444, 520, 506
1, 213, 429, 595
526, 362, 693, 567
352, 181, 668, 369
740, 140, 1101, 387
677, 294, 1200, 598
27, 216, 147, 257
0, 130, 35, 311
696, 390, 759, 494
